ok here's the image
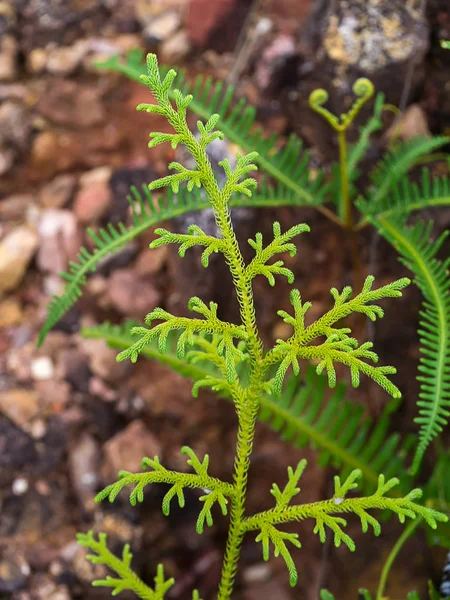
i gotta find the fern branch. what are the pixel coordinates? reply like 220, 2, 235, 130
243, 467, 447, 587
265, 276, 410, 396
96, 447, 234, 511
82, 323, 411, 494
357, 168, 450, 225
77, 531, 172, 599
370, 217, 450, 474
242, 471, 447, 534
363, 136, 449, 212
96, 49, 329, 208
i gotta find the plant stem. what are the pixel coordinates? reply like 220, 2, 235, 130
375, 516, 422, 600
338, 128, 363, 290
211, 209, 265, 600
338, 130, 351, 229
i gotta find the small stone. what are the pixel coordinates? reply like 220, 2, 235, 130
89, 376, 118, 402
0, 35, 18, 81
0, 389, 40, 430
30, 130, 59, 169
108, 269, 160, 318
386, 104, 431, 140
0, 554, 30, 594
143, 11, 181, 43
79, 165, 112, 187
81, 338, 129, 384
46, 44, 84, 76
12, 477, 29, 496
0, 194, 35, 221
37, 209, 82, 275
0, 226, 39, 297
103, 419, 161, 477
35, 380, 70, 412
73, 182, 111, 223
69, 433, 100, 511
27, 47, 48, 74
37, 80, 105, 129
39, 174, 77, 208
134, 245, 168, 277
160, 30, 191, 62
0, 146, 14, 175
59, 349, 92, 392
31, 356, 54, 380
187, 0, 237, 46
0, 298, 23, 327
30, 418, 47, 439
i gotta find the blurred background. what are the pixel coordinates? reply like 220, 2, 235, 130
1, 0, 450, 598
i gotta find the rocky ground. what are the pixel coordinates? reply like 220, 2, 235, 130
1, 1, 450, 599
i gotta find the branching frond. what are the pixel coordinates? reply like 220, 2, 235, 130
150, 224, 225, 267
77, 531, 173, 599
96, 446, 234, 513
116, 297, 247, 383
265, 276, 410, 396
270, 460, 307, 509
255, 523, 301, 586
243, 466, 448, 584
370, 217, 450, 474
37, 184, 212, 347
82, 323, 411, 494
357, 168, 450, 222
365, 136, 449, 210
97, 50, 328, 207
245, 222, 310, 285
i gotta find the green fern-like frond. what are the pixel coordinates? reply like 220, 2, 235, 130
243, 467, 447, 585
365, 136, 449, 209
371, 217, 450, 474
82, 322, 411, 494
77, 531, 173, 598
37, 184, 212, 347
116, 298, 248, 383
97, 49, 328, 206
96, 446, 234, 513
357, 168, 450, 221
265, 275, 410, 396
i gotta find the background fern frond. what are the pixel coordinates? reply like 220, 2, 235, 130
97, 49, 328, 206
366, 137, 449, 209
370, 217, 450, 474
37, 184, 211, 347
82, 322, 411, 492
358, 168, 450, 219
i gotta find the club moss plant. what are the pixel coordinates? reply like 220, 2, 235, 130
75, 54, 448, 600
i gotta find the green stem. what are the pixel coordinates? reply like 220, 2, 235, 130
375, 516, 422, 600
338, 130, 351, 229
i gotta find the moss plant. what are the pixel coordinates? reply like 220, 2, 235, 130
75, 54, 448, 600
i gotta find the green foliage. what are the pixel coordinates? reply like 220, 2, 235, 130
37, 184, 211, 347
77, 531, 174, 599
370, 217, 450, 474
266, 275, 410, 397
243, 466, 446, 588
97, 49, 328, 208
82, 322, 411, 493
320, 584, 444, 600
71, 54, 449, 600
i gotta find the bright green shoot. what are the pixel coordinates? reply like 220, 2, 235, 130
77, 54, 448, 599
